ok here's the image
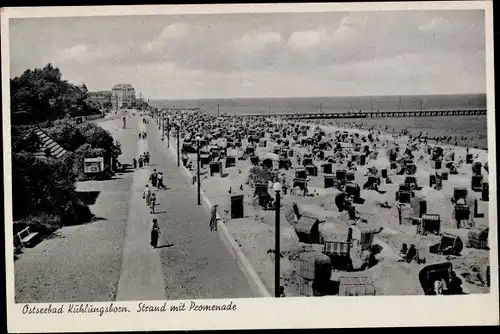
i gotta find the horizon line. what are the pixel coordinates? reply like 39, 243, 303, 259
147, 92, 487, 101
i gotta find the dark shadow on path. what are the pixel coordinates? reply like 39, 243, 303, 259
76, 191, 101, 205
155, 243, 174, 249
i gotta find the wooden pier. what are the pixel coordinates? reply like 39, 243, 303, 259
235, 109, 487, 119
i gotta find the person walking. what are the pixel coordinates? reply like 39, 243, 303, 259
157, 172, 164, 189
145, 185, 152, 206
150, 193, 156, 214
209, 204, 218, 232
150, 169, 158, 187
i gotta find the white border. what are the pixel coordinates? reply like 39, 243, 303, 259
2, 2, 498, 332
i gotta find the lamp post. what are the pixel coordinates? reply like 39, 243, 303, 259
167, 117, 170, 148
177, 124, 180, 167
161, 112, 165, 138
196, 136, 201, 205
273, 181, 282, 298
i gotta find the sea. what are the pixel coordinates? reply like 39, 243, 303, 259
151, 94, 489, 149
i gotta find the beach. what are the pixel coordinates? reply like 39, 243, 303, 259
163, 109, 491, 297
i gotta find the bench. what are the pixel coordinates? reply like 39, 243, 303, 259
17, 227, 39, 247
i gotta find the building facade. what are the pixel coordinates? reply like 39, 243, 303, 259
111, 84, 136, 110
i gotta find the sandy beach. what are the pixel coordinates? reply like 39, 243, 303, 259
164, 109, 490, 297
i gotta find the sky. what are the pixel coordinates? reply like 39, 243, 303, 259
9, 10, 486, 100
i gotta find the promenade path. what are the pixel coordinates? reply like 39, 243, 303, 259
14, 115, 138, 302
140, 118, 254, 299
15, 112, 253, 302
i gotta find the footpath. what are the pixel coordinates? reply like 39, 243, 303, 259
115, 117, 166, 301
14, 116, 137, 303
144, 120, 255, 299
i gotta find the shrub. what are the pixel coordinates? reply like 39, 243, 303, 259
61, 200, 92, 226
12, 152, 77, 220
18, 213, 62, 236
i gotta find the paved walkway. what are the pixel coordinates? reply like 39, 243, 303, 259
116, 117, 166, 301
145, 119, 254, 299
14, 115, 138, 303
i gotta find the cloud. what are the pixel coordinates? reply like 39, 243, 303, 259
145, 23, 189, 52
287, 28, 327, 49
9, 11, 487, 98
232, 31, 282, 53
54, 44, 90, 61
418, 16, 452, 34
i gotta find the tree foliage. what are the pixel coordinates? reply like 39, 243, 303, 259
12, 152, 77, 221
10, 63, 100, 125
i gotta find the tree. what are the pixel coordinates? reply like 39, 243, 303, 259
10, 63, 97, 124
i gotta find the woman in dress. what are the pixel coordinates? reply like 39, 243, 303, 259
150, 219, 160, 248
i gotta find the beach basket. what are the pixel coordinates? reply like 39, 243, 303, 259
466, 226, 489, 249
471, 175, 483, 191
299, 251, 332, 281
359, 154, 366, 166
410, 197, 427, 218
295, 168, 307, 179
466, 153, 473, 164
338, 277, 376, 296
432, 160, 442, 170
322, 163, 333, 174
482, 182, 489, 201
453, 203, 471, 222
381, 168, 388, 178
453, 187, 468, 202
225, 156, 236, 168
230, 195, 244, 219
396, 190, 412, 204
250, 156, 259, 165
346, 171, 355, 182
324, 174, 337, 189
295, 216, 322, 244
434, 175, 443, 190
420, 214, 441, 235
306, 165, 318, 177
323, 240, 350, 257
429, 174, 436, 187
419, 262, 452, 295
345, 183, 361, 201
209, 162, 223, 176
398, 203, 414, 225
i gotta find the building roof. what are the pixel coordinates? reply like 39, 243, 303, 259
89, 90, 112, 96
112, 84, 135, 90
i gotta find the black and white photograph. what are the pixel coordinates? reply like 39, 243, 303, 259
3, 2, 498, 332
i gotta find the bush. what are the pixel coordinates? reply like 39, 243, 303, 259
61, 200, 92, 226
18, 213, 62, 236
12, 152, 77, 221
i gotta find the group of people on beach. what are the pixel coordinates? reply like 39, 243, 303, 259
139, 131, 148, 139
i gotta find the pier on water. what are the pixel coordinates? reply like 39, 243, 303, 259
234, 109, 487, 120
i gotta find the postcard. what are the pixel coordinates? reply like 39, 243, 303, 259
2, 2, 498, 332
